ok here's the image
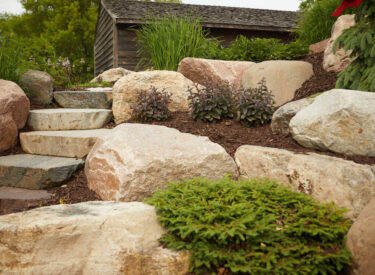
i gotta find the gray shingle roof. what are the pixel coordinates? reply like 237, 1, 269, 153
102, 0, 298, 32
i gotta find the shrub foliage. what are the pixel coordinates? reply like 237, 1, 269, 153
334, 0, 375, 91
146, 177, 352, 275
132, 86, 171, 122
236, 79, 275, 127
187, 84, 235, 122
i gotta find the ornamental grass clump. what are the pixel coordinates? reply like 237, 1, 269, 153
146, 177, 352, 275
187, 84, 235, 122
236, 79, 275, 127
132, 86, 171, 122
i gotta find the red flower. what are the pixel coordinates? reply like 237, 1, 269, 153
332, 0, 363, 16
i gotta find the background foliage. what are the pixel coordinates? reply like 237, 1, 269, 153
295, 0, 355, 45
146, 177, 352, 274
0, 0, 99, 85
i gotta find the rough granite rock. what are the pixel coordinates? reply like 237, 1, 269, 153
0, 80, 30, 153
323, 15, 355, 73
0, 201, 190, 274
0, 154, 84, 189
54, 89, 113, 109
271, 98, 314, 135
347, 197, 375, 275
85, 124, 239, 202
177, 57, 254, 89
290, 89, 375, 157
91, 67, 133, 84
27, 109, 112, 131
20, 70, 54, 104
112, 70, 198, 124
241, 60, 313, 106
309, 38, 329, 54
235, 145, 375, 220
20, 129, 112, 158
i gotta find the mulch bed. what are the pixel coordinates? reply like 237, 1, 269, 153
3, 51, 374, 216
292, 52, 338, 101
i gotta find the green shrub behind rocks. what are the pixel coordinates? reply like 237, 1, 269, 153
146, 176, 352, 275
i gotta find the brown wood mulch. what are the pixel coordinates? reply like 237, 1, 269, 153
3, 52, 374, 215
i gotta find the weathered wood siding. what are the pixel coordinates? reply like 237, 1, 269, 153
94, 5, 114, 76
117, 25, 142, 71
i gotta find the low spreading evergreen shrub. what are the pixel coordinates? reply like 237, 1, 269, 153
132, 86, 171, 122
236, 79, 275, 127
146, 177, 352, 275
187, 84, 235, 122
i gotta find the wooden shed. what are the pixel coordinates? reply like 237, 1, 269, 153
94, 0, 299, 75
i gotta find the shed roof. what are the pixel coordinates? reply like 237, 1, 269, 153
101, 0, 299, 32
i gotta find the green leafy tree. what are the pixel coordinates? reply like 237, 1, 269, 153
334, 0, 375, 91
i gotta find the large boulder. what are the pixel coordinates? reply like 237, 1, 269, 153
347, 197, 375, 275
177, 57, 254, 90
290, 89, 375, 157
235, 145, 375, 220
20, 70, 53, 104
0, 80, 30, 153
112, 70, 197, 124
323, 15, 355, 73
271, 98, 314, 135
85, 124, 238, 202
309, 38, 329, 54
241, 61, 313, 106
91, 67, 133, 84
0, 201, 190, 274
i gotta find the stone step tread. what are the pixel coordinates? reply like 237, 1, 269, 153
54, 88, 113, 109
0, 187, 52, 200
20, 129, 112, 158
27, 109, 112, 131
0, 154, 84, 190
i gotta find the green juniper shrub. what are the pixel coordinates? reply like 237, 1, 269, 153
146, 177, 352, 275
236, 79, 275, 127
334, 0, 375, 91
187, 84, 235, 122
132, 86, 171, 122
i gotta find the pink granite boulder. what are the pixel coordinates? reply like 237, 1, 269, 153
0, 80, 30, 152
177, 57, 254, 90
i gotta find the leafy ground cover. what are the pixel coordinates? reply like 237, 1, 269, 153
146, 177, 352, 274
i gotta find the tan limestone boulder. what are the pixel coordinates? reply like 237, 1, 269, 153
309, 38, 329, 54
112, 70, 197, 124
91, 67, 133, 84
241, 61, 313, 106
20, 70, 53, 104
178, 57, 254, 89
235, 145, 375, 220
323, 15, 355, 73
0, 201, 190, 274
0, 80, 30, 153
85, 124, 238, 202
347, 197, 375, 275
290, 89, 375, 157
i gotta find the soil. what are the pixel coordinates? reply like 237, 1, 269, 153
3, 52, 373, 216
292, 52, 338, 101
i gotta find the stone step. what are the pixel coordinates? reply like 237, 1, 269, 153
0, 187, 52, 215
54, 88, 113, 109
27, 109, 112, 131
20, 129, 112, 158
0, 154, 84, 190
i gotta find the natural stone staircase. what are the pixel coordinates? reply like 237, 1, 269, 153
0, 87, 113, 207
